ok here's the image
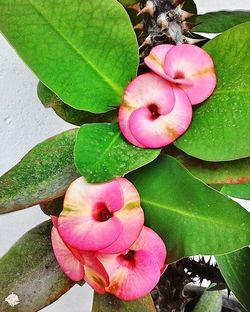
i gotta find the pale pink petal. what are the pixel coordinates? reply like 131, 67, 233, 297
58, 178, 126, 251
119, 73, 175, 148
164, 44, 216, 105
128, 88, 192, 148
97, 179, 124, 212
144, 44, 174, 79
51, 225, 84, 282
100, 250, 161, 300
118, 105, 146, 147
130, 226, 166, 270
100, 178, 144, 253
82, 252, 109, 294
58, 215, 123, 251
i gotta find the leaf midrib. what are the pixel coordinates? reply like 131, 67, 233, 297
93, 130, 122, 170
28, 0, 123, 96
142, 198, 250, 233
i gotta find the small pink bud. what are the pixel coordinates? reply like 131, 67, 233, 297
119, 72, 192, 148
57, 177, 144, 253
145, 44, 216, 105
97, 226, 167, 301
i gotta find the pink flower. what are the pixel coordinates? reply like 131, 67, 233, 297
51, 217, 109, 293
57, 177, 144, 253
119, 72, 192, 148
96, 226, 167, 301
144, 44, 216, 105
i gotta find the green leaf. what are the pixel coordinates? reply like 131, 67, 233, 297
0, 130, 79, 214
193, 290, 222, 312
92, 292, 156, 312
74, 123, 160, 183
192, 11, 250, 33
175, 22, 250, 161
183, 0, 197, 15
167, 148, 250, 185
128, 155, 250, 263
0, 0, 139, 113
216, 247, 250, 312
0, 221, 74, 312
221, 183, 250, 200
37, 82, 117, 126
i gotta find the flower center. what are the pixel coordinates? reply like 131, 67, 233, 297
123, 250, 135, 261
174, 70, 185, 79
93, 203, 113, 222
148, 104, 160, 120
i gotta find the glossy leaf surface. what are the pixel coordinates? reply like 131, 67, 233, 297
167, 148, 250, 185
74, 123, 160, 183
0, 0, 138, 112
221, 183, 250, 200
0, 130, 79, 214
216, 247, 250, 312
176, 22, 250, 161
38, 82, 117, 126
0, 221, 74, 312
92, 292, 156, 312
192, 11, 250, 33
128, 156, 250, 263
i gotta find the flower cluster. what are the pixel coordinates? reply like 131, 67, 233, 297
119, 44, 216, 148
51, 177, 166, 300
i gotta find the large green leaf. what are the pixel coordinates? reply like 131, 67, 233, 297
175, 22, 250, 161
192, 11, 250, 33
0, 0, 138, 113
37, 82, 117, 126
0, 130, 79, 214
0, 221, 74, 312
216, 247, 250, 312
74, 123, 160, 183
193, 290, 222, 312
92, 292, 155, 312
166, 148, 250, 185
221, 183, 250, 200
128, 155, 250, 263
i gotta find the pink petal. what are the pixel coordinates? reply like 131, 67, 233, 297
130, 226, 166, 271
58, 178, 127, 251
99, 250, 161, 301
119, 73, 175, 148
98, 179, 124, 212
99, 178, 144, 253
144, 44, 174, 79
58, 214, 123, 251
51, 225, 84, 282
128, 87, 192, 148
164, 44, 216, 105
82, 252, 109, 294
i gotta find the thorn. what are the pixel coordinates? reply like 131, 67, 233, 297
176, 1, 185, 9
128, 2, 140, 12
182, 21, 193, 31
137, 1, 155, 16
183, 36, 206, 44
134, 22, 144, 31
139, 35, 152, 49
157, 13, 169, 30
181, 9, 195, 21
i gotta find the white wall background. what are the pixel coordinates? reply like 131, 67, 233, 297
0, 1, 249, 311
